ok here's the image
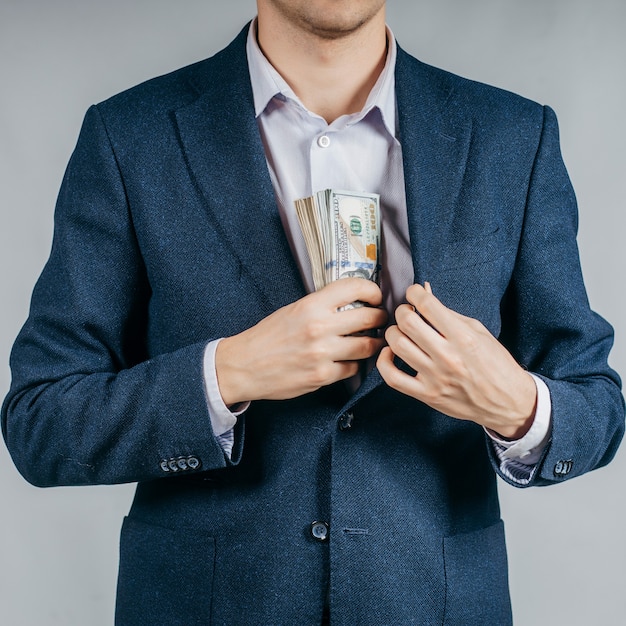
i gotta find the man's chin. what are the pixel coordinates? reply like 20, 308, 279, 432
303, 21, 370, 41
261, 0, 386, 41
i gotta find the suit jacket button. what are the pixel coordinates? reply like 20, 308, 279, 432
177, 457, 188, 471
187, 456, 201, 470
168, 459, 180, 472
554, 459, 573, 477
160, 460, 170, 473
311, 521, 329, 542
338, 412, 355, 431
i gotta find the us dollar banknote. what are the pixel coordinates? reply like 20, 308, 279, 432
295, 189, 381, 295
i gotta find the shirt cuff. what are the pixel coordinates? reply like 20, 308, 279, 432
203, 339, 250, 452
485, 374, 552, 485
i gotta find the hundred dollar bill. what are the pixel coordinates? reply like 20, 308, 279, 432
295, 189, 381, 295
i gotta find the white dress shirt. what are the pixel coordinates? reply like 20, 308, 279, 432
202, 21, 551, 483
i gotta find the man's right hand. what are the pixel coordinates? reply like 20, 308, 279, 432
215, 278, 387, 405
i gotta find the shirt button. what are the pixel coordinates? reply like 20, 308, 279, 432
317, 134, 331, 148
310, 521, 329, 542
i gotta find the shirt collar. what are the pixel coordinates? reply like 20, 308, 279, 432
246, 18, 397, 137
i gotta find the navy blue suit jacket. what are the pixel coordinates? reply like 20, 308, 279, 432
3, 26, 624, 625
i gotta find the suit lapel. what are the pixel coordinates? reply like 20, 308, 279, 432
174, 28, 305, 312
395, 47, 473, 285
348, 47, 474, 407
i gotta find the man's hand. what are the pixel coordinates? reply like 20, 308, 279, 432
215, 278, 387, 405
377, 283, 537, 439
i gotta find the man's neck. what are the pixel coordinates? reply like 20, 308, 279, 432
256, 7, 387, 124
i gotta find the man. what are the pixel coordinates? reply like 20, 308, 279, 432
2, 1, 624, 624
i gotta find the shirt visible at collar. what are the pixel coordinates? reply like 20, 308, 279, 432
247, 18, 397, 138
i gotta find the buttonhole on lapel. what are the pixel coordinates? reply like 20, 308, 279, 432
439, 132, 456, 142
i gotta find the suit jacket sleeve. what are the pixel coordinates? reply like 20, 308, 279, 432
2, 105, 244, 487
491, 105, 624, 486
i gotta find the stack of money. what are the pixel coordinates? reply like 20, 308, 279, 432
295, 189, 381, 293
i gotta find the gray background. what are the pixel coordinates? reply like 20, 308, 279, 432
1, 1, 624, 624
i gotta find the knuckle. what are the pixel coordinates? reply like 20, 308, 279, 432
372, 306, 388, 325
403, 310, 422, 333
460, 332, 479, 352
356, 338, 372, 359
396, 334, 413, 354
305, 341, 329, 363
443, 352, 465, 374
364, 337, 383, 358
309, 364, 333, 387
468, 318, 485, 333
393, 304, 409, 324
361, 307, 380, 328
345, 277, 375, 299
406, 284, 422, 301
383, 365, 402, 387
303, 319, 326, 341
384, 325, 398, 343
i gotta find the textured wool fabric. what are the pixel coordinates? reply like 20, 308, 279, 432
2, 24, 623, 625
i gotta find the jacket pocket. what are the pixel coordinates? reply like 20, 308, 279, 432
443, 520, 512, 625
115, 516, 215, 626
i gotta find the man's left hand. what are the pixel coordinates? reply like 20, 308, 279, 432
377, 283, 537, 439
